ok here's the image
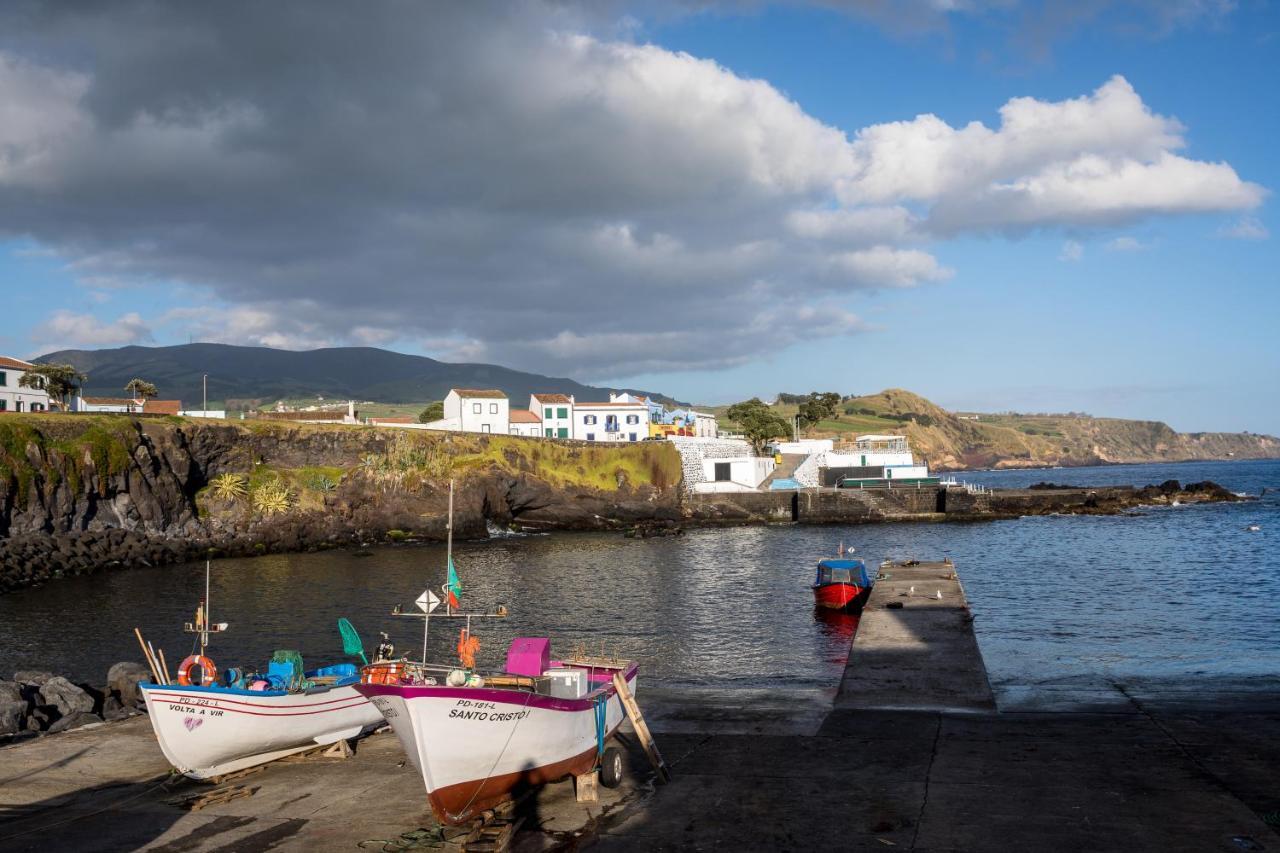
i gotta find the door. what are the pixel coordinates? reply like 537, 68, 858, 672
713, 462, 731, 482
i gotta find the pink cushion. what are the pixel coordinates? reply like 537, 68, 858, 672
506, 637, 550, 677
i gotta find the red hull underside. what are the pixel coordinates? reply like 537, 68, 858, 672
813, 582, 867, 611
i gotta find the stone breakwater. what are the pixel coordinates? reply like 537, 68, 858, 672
0, 662, 150, 742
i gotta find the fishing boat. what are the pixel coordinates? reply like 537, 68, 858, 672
357, 641, 638, 824
354, 480, 642, 824
812, 557, 874, 612
136, 563, 384, 780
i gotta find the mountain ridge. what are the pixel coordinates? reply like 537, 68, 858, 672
36, 343, 679, 410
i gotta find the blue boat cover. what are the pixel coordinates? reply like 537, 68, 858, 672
815, 558, 872, 587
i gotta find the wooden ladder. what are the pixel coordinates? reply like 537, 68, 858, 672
611, 671, 671, 783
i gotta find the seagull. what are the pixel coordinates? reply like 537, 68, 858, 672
908, 585, 915, 596
1246, 524, 1261, 532
935, 590, 943, 600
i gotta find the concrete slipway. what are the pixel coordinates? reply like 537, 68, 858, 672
2, 561, 1279, 851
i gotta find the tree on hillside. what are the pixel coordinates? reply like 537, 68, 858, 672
124, 378, 159, 401
19, 363, 86, 410
726, 398, 793, 454
418, 401, 445, 423
797, 392, 841, 428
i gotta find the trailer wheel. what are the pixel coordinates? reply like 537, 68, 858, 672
599, 746, 624, 788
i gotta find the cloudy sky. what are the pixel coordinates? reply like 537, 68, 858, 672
0, 1, 1275, 432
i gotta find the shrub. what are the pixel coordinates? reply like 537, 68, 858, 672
209, 473, 248, 501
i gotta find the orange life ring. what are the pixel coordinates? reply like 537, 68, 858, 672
177, 655, 218, 687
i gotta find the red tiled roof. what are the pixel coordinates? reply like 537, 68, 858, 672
509, 410, 541, 423
575, 401, 649, 408
83, 397, 141, 406
0, 356, 35, 370
531, 393, 572, 404
143, 399, 181, 415
451, 388, 507, 399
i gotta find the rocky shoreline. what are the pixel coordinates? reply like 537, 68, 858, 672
0, 416, 1254, 594
1, 662, 150, 742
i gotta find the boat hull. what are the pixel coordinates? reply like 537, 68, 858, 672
356, 664, 638, 824
813, 582, 869, 612
139, 683, 384, 779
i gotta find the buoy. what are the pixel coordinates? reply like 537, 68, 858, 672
177, 654, 217, 687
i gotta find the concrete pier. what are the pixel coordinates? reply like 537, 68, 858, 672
3, 559, 1279, 852
836, 559, 995, 713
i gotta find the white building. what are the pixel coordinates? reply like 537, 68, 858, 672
699, 456, 776, 490
693, 411, 718, 438
442, 389, 509, 434
73, 395, 141, 413
508, 409, 543, 437
799, 434, 933, 487
572, 401, 648, 442
529, 393, 574, 439
0, 357, 52, 413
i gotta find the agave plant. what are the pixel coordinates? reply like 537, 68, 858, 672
208, 473, 248, 502
308, 473, 337, 492
251, 479, 294, 515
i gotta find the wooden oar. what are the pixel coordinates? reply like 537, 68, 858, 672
134, 628, 163, 684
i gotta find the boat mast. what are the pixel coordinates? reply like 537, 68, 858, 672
202, 559, 211, 657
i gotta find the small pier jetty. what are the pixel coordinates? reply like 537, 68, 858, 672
836, 558, 995, 713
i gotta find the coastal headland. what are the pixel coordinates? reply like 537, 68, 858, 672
0, 415, 1251, 593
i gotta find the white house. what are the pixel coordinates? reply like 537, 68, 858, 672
508, 409, 542, 437
529, 393, 573, 439
693, 411, 718, 438
442, 389, 509, 434
700, 456, 776, 490
73, 395, 141, 413
0, 357, 52, 413
572, 401, 649, 442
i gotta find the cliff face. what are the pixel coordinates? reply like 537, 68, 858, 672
842, 390, 1280, 471
0, 416, 683, 590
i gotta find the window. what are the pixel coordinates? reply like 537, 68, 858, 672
481, 424, 490, 433
510, 427, 519, 435
0, 399, 6, 411
545, 427, 553, 437
15, 401, 22, 412
584, 415, 596, 425
586, 433, 595, 441
544, 407, 553, 419
0, 371, 6, 386
557, 427, 568, 439
626, 414, 639, 424
489, 403, 499, 414
629, 433, 637, 441
557, 407, 568, 419
714, 462, 731, 482
472, 403, 482, 414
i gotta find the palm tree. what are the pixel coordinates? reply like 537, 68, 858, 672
19, 363, 86, 411
124, 378, 159, 402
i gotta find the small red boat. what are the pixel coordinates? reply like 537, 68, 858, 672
812, 559, 873, 612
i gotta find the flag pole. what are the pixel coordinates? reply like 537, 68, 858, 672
446, 479, 454, 616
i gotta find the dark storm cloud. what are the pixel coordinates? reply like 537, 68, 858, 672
0, 2, 1259, 374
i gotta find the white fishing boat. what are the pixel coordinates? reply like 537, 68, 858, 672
356, 641, 637, 824
136, 563, 383, 779
353, 479, 647, 824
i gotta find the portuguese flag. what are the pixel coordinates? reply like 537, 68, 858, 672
445, 557, 462, 609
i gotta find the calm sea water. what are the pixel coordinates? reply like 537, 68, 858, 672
1, 459, 1276, 708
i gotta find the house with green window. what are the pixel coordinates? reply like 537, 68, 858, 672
0, 356, 52, 413
529, 393, 574, 439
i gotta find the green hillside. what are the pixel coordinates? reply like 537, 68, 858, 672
710, 389, 1280, 471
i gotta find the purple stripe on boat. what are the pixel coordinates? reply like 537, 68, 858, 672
355, 662, 638, 713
